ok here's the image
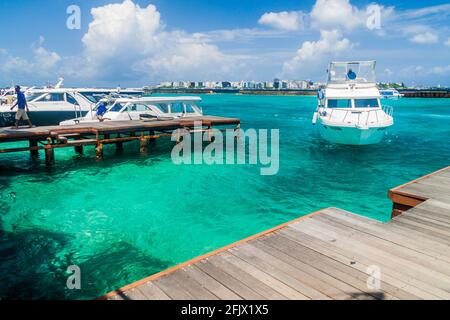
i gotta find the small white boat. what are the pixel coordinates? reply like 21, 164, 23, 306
379, 89, 403, 99
60, 96, 203, 125
312, 61, 394, 145
0, 86, 143, 127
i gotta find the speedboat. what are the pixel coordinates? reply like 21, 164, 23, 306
60, 96, 203, 125
0, 87, 144, 127
312, 61, 394, 145
379, 88, 403, 99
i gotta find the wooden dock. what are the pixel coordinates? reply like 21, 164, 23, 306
0, 116, 240, 164
100, 166, 450, 300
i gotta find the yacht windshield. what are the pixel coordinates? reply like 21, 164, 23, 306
328, 61, 376, 84
327, 99, 352, 108
354, 99, 379, 108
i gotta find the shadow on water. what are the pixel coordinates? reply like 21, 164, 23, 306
0, 220, 172, 300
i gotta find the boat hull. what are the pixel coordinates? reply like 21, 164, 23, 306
317, 122, 388, 145
0, 110, 87, 127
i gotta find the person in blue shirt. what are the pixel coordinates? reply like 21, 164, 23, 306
10, 86, 33, 129
347, 69, 357, 80
96, 101, 108, 122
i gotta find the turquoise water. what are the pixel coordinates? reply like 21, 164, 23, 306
0, 95, 449, 299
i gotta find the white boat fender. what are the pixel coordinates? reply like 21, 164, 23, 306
312, 112, 318, 125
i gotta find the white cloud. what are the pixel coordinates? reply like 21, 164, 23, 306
310, 0, 364, 30
82, 0, 161, 62
431, 65, 450, 74
283, 29, 351, 75
73, 0, 243, 81
0, 37, 60, 78
410, 31, 439, 44
258, 11, 305, 31
445, 38, 450, 47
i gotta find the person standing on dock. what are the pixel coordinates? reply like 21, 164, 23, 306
96, 101, 108, 122
10, 86, 33, 129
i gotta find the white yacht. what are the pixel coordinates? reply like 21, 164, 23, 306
379, 88, 403, 99
312, 61, 394, 145
0, 87, 143, 127
60, 96, 203, 125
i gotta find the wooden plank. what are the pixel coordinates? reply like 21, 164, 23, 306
152, 275, 196, 300
394, 215, 450, 238
321, 208, 450, 263
286, 221, 450, 299
314, 212, 450, 277
134, 281, 171, 300
182, 265, 242, 300
277, 227, 440, 300
206, 254, 290, 300
229, 243, 333, 300
402, 211, 450, 228
167, 269, 219, 300
247, 239, 370, 300
217, 252, 309, 300
258, 233, 410, 300
122, 287, 148, 300
195, 259, 266, 300
300, 216, 450, 290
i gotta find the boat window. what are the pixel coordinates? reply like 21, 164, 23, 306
66, 93, 78, 105
109, 103, 126, 112
129, 104, 149, 112
354, 99, 379, 108
184, 103, 196, 113
38, 93, 65, 102
171, 102, 184, 113
156, 103, 169, 113
80, 92, 109, 103
327, 99, 352, 108
26, 93, 45, 101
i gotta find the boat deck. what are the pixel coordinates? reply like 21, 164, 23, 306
101, 167, 450, 300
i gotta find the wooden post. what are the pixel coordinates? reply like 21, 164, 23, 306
29, 139, 39, 157
115, 134, 123, 153
96, 143, 103, 160
140, 136, 148, 155
74, 145, 83, 155
44, 146, 54, 165
149, 130, 156, 145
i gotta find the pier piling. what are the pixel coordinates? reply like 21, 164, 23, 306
29, 139, 39, 157
139, 136, 148, 155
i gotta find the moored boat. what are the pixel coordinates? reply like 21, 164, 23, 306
0, 87, 143, 127
312, 61, 394, 145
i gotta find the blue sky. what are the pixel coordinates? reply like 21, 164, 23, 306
1, 0, 449, 87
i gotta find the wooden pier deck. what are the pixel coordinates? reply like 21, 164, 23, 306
101, 167, 450, 300
0, 116, 240, 164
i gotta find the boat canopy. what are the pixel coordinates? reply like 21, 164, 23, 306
328, 61, 376, 84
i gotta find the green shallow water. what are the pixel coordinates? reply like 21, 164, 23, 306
0, 95, 449, 299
